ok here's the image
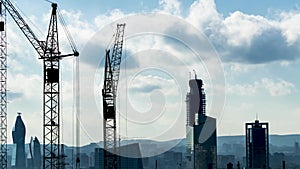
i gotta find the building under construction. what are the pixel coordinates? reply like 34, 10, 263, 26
186, 77, 217, 169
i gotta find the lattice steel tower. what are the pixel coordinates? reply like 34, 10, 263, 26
102, 24, 125, 169
0, 2, 7, 169
1, 1, 78, 168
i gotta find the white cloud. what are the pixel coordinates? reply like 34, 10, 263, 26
185, 0, 300, 64
227, 78, 295, 96
186, 0, 221, 31
221, 11, 272, 47
94, 9, 126, 29
229, 63, 251, 73
261, 78, 295, 96
8, 73, 42, 100
278, 11, 300, 44
58, 10, 97, 52
227, 82, 260, 96
158, 0, 181, 15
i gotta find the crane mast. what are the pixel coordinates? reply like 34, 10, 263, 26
43, 4, 61, 168
0, 1, 78, 169
0, 2, 7, 169
102, 24, 125, 169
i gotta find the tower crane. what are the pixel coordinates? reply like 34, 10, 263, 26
0, 1, 79, 169
102, 24, 125, 169
0, 2, 7, 169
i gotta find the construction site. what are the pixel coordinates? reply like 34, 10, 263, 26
0, 1, 298, 169
0, 0, 131, 169
0, 0, 222, 168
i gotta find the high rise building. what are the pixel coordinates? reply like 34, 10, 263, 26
245, 120, 269, 169
194, 113, 217, 169
117, 143, 143, 169
28, 136, 42, 169
12, 113, 26, 169
186, 78, 217, 169
94, 143, 143, 169
186, 80, 194, 169
94, 148, 104, 169
295, 142, 299, 154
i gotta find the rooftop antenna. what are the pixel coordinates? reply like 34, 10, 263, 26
193, 69, 197, 79
17, 112, 22, 116
256, 113, 258, 120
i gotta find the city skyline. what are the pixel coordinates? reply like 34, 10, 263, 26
4, 0, 300, 146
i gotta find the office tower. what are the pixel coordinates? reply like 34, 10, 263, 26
94, 144, 143, 169
29, 137, 42, 169
12, 113, 26, 169
94, 148, 104, 169
194, 114, 217, 169
245, 120, 269, 169
117, 143, 143, 169
186, 77, 217, 169
295, 142, 299, 154
186, 80, 194, 169
186, 79, 204, 169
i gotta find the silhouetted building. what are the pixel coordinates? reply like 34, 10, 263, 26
295, 142, 299, 154
194, 115, 217, 169
80, 153, 90, 169
117, 143, 143, 169
270, 152, 284, 169
28, 137, 41, 169
94, 148, 104, 169
218, 155, 235, 169
12, 113, 26, 169
227, 162, 233, 169
245, 120, 269, 169
94, 143, 143, 169
186, 79, 194, 169
186, 78, 217, 169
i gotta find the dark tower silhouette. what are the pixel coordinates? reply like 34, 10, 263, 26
12, 113, 26, 169
227, 162, 233, 169
295, 142, 299, 154
246, 120, 269, 169
186, 76, 217, 169
29, 136, 42, 169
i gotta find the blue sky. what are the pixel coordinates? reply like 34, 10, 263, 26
5, 0, 300, 146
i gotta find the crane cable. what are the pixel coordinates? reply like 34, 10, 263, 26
57, 8, 78, 53
14, 2, 43, 38
124, 34, 129, 169
124, 36, 128, 139
55, 6, 80, 167
60, 60, 65, 166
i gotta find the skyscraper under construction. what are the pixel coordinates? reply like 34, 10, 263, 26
186, 77, 217, 169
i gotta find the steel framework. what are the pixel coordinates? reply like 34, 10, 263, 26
102, 24, 125, 169
43, 4, 60, 168
1, 1, 78, 168
0, 2, 7, 169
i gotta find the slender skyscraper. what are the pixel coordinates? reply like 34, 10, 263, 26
29, 136, 42, 169
12, 113, 26, 169
186, 76, 217, 169
246, 120, 269, 169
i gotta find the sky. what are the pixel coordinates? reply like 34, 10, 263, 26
4, 0, 300, 147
